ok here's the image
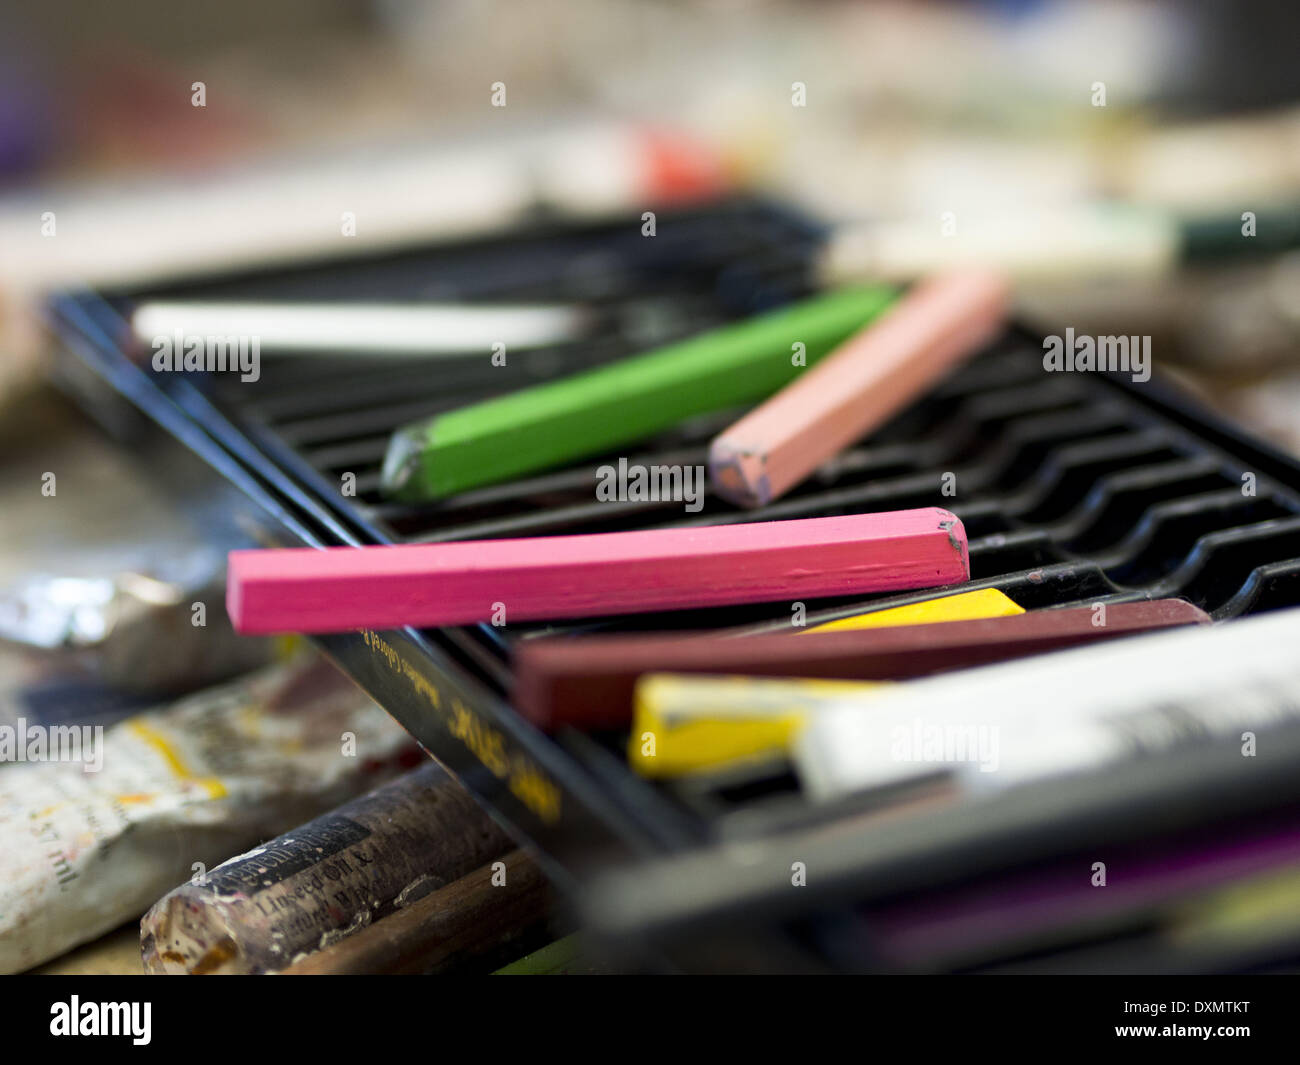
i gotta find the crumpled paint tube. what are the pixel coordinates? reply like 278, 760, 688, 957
0, 571, 277, 695
0, 654, 418, 973
140, 761, 516, 974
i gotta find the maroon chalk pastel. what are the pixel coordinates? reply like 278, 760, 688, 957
511, 598, 1210, 731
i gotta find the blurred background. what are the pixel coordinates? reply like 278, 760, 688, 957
1, 0, 1299, 976
3, 0, 1300, 441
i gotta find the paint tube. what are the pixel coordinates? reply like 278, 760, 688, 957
0, 654, 417, 973
140, 761, 515, 974
0, 570, 277, 695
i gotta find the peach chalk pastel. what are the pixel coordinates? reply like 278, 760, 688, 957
709, 271, 1010, 508
226, 507, 969, 634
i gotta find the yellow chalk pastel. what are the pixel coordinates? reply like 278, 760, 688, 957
629, 674, 886, 778
806, 588, 1022, 634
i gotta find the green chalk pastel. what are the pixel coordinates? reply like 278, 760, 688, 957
380, 285, 898, 501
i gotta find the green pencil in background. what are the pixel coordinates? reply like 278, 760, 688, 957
380, 285, 897, 501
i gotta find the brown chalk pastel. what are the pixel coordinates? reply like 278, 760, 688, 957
511, 598, 1210, 732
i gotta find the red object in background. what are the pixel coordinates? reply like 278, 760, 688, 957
639, 126, 732, 204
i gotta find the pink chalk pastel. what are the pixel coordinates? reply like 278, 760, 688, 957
226, 508, 969, 634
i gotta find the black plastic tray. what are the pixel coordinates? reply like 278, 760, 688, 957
46, 198, 1300, 915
